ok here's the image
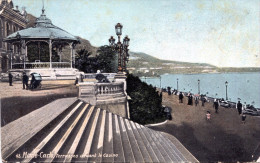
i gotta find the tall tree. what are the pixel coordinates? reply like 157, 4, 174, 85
75, 49, 97, 73
96, 45, 117, 73
126, 74, 165, 124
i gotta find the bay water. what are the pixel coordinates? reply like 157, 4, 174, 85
140, 72, 260, 108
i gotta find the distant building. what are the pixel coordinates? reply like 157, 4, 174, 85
0, 0, 28, 72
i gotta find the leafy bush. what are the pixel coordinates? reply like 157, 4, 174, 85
75, 46, 117, 73
126, 74, 166, 124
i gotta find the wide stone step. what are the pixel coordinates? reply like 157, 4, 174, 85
118, 116, 135, 162
2, 98, 80, 162
27, 101, 85, 162
2, 99, 197, 162
134, 123, 160, 162
123, 118, 144, 162
139, 124, 166, 162
112, 114, 125, 162
98, 112, 114, 163
63, 105, 95, 163
146, 128, 173, 162
130, 121, 153, 162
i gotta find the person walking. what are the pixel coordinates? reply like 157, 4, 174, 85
201, 96, 206, 107
179, 92, 184, 103
8, 72, 13, 86
195, 96, 199, 106
236, 101, 243, 115
188, 94, 193, 105
22, 72, 29, 89
213, 99, 220, 113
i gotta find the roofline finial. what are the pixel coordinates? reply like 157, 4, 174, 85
42, 0, 45, 15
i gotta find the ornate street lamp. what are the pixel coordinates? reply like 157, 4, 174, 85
109, 23, 130, 73
198, 79, 200, 94
225, 81, 228, 100
159, 76, 161, 88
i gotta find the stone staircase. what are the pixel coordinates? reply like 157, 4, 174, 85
1, 98, 195, 162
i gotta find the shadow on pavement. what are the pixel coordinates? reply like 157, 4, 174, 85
150, 122, 258, 162
1, 93, 77, 127
30, 84, 72, 91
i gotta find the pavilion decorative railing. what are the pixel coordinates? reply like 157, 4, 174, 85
12, 62, 71, 69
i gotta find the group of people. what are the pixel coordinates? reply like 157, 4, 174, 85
8, 72, 39, 90
170, 89, 247, 123
178, 92, 207, 107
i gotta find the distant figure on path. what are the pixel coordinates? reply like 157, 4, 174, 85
74, 77, 78, 85
206, 111, 211, 120
236, 101, 243, 115
80, 74, 84, 82
201, 96, 206, 107
188, 94, 193, 105
8, 72, 13, 86
179, 92, 184, 103
195, 96, 199, 106
22, 72, 29, 89
213, 99, 220, 113
241, 113, 246, 124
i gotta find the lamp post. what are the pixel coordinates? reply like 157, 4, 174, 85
159, 76, 161, 88
177, 78, 179, 91
109, 23, 130, 74
225, 81, 228, 100
198, 79, 200, 94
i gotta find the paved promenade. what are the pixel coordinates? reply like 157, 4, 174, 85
150, 92, 260, 162
0, 80, 78, 126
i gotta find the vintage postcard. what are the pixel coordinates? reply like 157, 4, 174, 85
0, 0, 259, 162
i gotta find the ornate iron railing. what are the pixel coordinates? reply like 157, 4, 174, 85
12, 62, 71, 69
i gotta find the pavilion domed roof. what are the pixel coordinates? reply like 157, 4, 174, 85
5, 8, 80, 43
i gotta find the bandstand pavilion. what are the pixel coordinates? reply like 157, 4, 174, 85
4, 8, 81, 79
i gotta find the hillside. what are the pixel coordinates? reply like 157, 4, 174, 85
128, 52, 217, 76
128, 52, 260, 76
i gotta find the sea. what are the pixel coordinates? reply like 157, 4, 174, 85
140, 72, 260, 108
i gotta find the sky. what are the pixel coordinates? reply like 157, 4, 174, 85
13, 0, 259, 67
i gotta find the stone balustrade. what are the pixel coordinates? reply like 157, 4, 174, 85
78, 82, 124, 97
84, 73, 116, 80
96, 82, 124, 95
78, 81, 126, 106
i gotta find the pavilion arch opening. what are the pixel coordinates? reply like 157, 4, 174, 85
27, 41, 50, 62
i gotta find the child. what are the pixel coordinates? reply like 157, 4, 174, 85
242, 113, 246, 124
206, 111, 211, 120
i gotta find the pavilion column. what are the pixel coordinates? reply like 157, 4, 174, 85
10, 44, 13, 69
70, 43, 74, 68
49, 39, 52, 68
21, 40, 26, 69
